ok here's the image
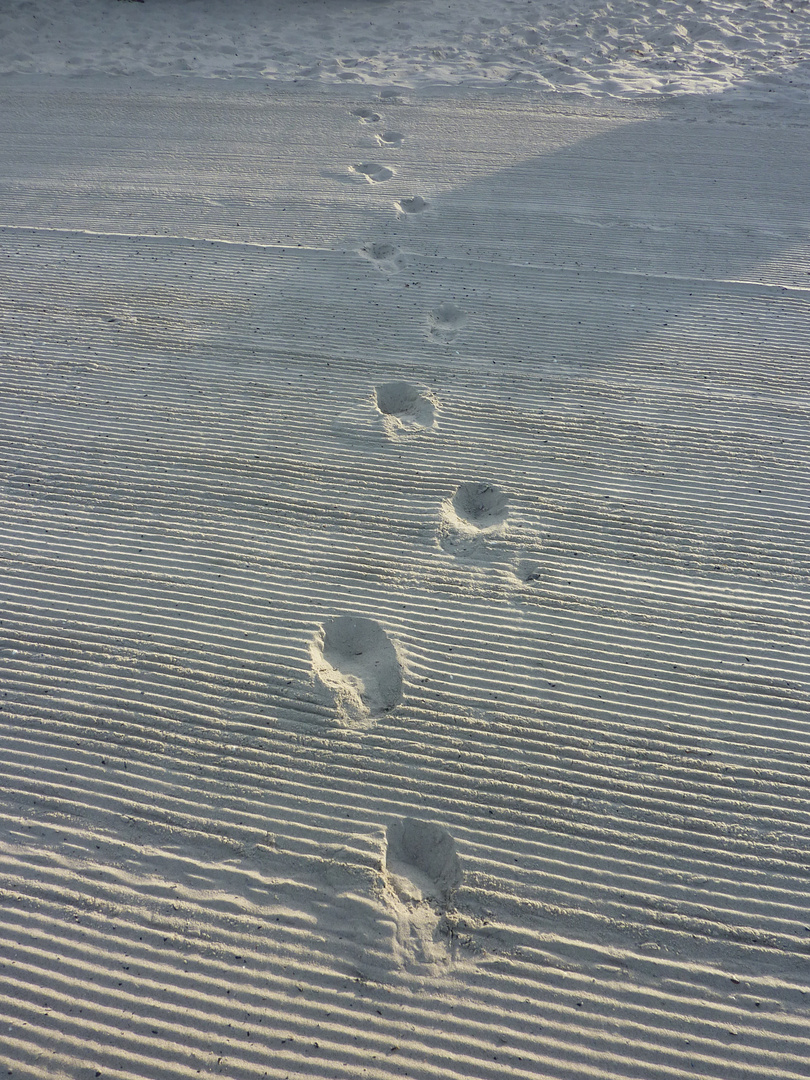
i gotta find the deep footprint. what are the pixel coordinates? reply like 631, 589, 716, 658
396, 195, 429, 215
428, 301, 467, 341
360, 242, 406, 273
385, 819, 462, 905
353, 163, 395, 183
311, 615, 403, 725
450, 482, 509, 529
375, 380, 436, 429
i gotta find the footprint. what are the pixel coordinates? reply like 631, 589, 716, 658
310, 616, 403, 726
375, 380, 436, 431
385, 819, 462, 906
382, 819, 463, 969
440, 484, 517, 562
378, 130, 405, 147
428, 301, 467, 342
449, 482, 509, 530
352, 107, 382, 123
396, 195, 429, 215
361, 130, 406, 151
353, 162, 395, 183
359, 241, 406, 273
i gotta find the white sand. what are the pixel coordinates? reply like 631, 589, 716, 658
2, 0, 810, 98
1, 4, 809, 1080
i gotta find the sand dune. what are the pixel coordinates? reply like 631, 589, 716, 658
1, 4, 809, 1079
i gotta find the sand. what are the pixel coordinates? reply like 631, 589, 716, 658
1, 4, 809, 1080
2, 0, 810, 98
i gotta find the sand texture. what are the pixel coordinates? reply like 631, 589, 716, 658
1, 0, 810, 99
1, 74, 809, 1080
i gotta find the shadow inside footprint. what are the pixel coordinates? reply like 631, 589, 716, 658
379, 130, 405, 147
353, 162, 395, 183
352, 107, 382, 123
396, 195, 429, 215
360, 241, 406, 273
439, 482, 512, 562
375, 380, 436, 430
428, 301, 467, 342
311, 615, 403, 726
451, 482, 509, 530
385, 819, 462, 906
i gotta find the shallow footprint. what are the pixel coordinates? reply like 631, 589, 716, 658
515, 557, 543, 583
311, 615, 403, 726
428, 301, 467, 342
359, 241, 406, 273
396, 195, 429, 215
353, 162, 395, 183
352, 107, 382, 123
361, 129, 406, 150
378, 130, 405, 147
375, 380, 436, 431
385, 819, 462, 906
